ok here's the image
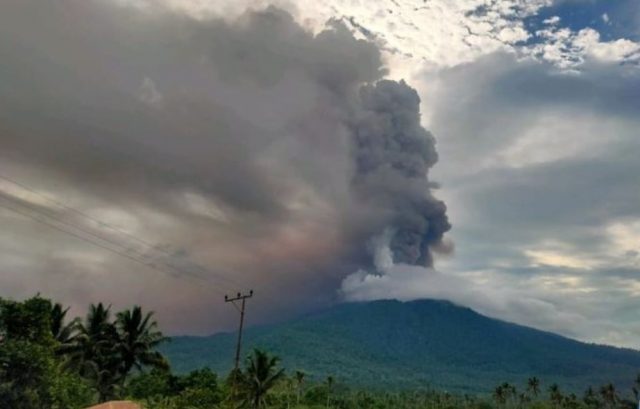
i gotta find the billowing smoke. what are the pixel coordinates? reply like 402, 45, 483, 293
350, 80, 451, 267
0, 0, 449, 333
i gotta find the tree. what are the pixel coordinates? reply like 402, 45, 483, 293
49, 370, 94, 409
237, 349, 285, 408
0, 296, 94, 409
115, 305, 168, 382
599, 383, 617, 409
527, 376, 540, 399
549, 383, 563, 408
63, 304, 169, 401
564, 393, 581, 409
127, 368, 179, 400
294, 370, 305, 405
493, 385, 507, 407
583, 386, 599, 408
51, 302, 78, 346
326, 375, 335, 408
65, 303, 121, 401
633, 373, 640, 402
503, 382, 516, 401
0, 296, 57, 409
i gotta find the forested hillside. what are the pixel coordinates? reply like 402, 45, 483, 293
164, 299, 640, 393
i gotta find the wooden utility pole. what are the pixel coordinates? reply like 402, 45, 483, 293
225, 290, 253, 371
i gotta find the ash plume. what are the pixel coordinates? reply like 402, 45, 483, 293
0, 0, 450, 333
350, 80, 451, 267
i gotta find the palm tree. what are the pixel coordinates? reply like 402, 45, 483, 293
549, 383, 563, 408
517, 392, 529, 409
503, 382, 516, 400
50, 302, 78, 345
565, 393, 580, 409
237, 349, 285, 408
600, 383, 617, 409
527, 376, 540, 398
294, 370, 305, 405
493, 385, 507, 407
115, 305, 168, 382
326, 375, 335, 408
65, 303, 121, 401
583, 386, 599, 408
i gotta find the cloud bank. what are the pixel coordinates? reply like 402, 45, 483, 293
0, 0, 449, 333
1, 0, 639, 349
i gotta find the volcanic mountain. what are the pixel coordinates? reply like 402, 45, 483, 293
162, 299, 640, 393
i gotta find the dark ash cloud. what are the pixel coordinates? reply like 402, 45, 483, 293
0, 0, 449, 333
351, 80, 450, 266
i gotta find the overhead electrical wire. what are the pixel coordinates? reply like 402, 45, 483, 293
3, 123, 300, 294
0, 196, 234, 295
0, 173, 288, 307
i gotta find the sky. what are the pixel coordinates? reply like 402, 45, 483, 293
0, 0, 639, 348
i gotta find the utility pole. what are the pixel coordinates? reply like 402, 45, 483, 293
225, 290, 253, 372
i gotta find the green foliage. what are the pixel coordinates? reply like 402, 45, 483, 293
2, 296, 640, 409
57, 302, 169, 402
67, 303, 122, 401
0, 338, 56, 408
180, 367, 220, 391
0, 295, 170, 407
49, 370, 95, 409
127, 368, 222, 409
51, 302, 78, 345
235, 349, 285, 408
175, 386, 222, 408
128, 369, 180, 400
116, 305, 168, 377
163, 300, 640, 394
0, 296, 55, 344
0, 296, 94, 409
0, 296, 57, 408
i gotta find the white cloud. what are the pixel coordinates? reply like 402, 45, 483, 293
531, 27, 640, 68
341, 261, 593, 341
525, 249, 597, 270
543, 15, 561, 25
119, 0, 547, 69
115, 0, 640, 76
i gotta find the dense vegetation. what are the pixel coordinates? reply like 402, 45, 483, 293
2, 296, 640, 409
163, 299, 640, 393
0, 295, 167, 408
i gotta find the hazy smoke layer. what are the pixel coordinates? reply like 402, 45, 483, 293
0, 0, 449, 332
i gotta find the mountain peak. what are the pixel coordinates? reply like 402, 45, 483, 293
163, 298, 640, 393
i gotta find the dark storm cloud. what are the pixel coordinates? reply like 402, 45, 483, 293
0, 0, 448, 332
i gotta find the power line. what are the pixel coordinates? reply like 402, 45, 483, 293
0, 191, 211, 283
0, 191, 156, 265
1, 122, 301, 292
0, 175, 250, 291
0, 174, 159, 252
0, 171, 290, 309
0, 196, 230, 296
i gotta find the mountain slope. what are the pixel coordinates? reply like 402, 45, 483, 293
161, 299, 640, 393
